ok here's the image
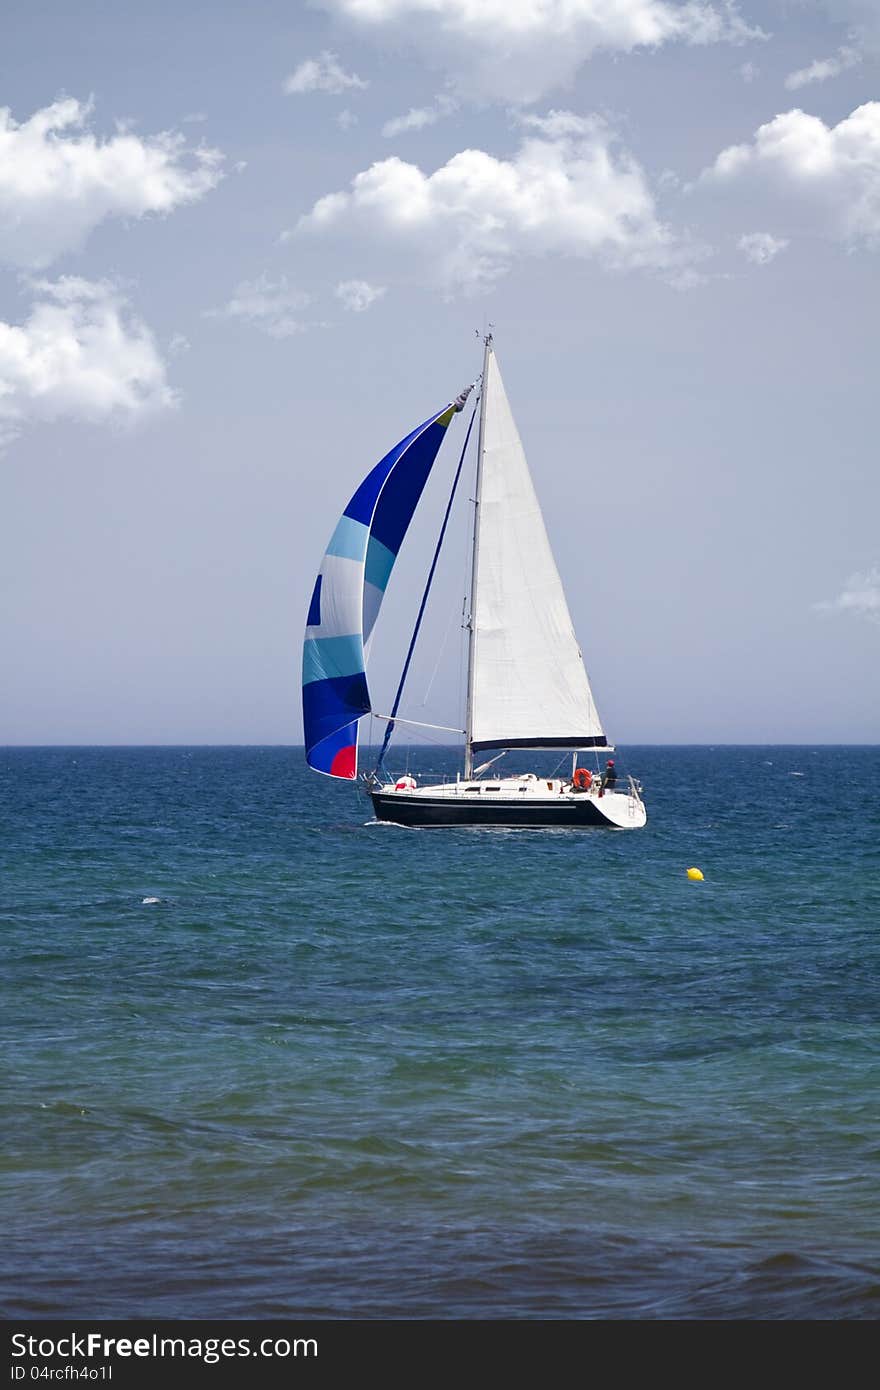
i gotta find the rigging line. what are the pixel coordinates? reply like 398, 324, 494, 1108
375, 399, 479, 779
419, 579, 460, 708
372, 714, 465, 734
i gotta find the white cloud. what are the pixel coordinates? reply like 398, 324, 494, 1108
0, 277, 175, 447
737, 230, 788, 263
337, 109, 359, 130
335, 279, 387, 311
208, 274, 313, 337
700, 103, 880, 249
815, 567, 880, 624
283, 51, 368, 95
0, 97, 223, 269
785, 45, 861, 91
382, 95, 457, 138
297, 111, 691, 293
318, 0, 763, 101
739, 60, 760, 83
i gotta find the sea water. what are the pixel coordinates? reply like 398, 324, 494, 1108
2, 745, 878, 1319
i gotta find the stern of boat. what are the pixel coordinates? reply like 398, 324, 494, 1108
587, 776, 647, 829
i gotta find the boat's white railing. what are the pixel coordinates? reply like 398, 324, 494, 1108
574, 773, 643, 796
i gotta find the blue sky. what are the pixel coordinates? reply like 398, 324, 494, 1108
1, 0, 877, 744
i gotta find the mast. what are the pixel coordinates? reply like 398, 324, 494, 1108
464, 332, 492, 778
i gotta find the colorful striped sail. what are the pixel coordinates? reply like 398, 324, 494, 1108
303, 397, 467, 779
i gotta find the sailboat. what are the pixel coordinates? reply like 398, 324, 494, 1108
303, 336, 647, 830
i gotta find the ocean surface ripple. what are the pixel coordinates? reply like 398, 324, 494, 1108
2, 745, 879, 1318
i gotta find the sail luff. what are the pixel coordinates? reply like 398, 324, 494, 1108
463, 335, 492, 779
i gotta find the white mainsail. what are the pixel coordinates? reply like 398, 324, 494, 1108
467, 345, 606, 755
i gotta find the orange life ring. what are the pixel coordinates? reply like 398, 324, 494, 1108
573, 767, 592, 791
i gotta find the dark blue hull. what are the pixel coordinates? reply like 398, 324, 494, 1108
370, 792, 616, 828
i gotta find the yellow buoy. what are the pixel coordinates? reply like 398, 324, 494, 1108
686, 867, 704, 882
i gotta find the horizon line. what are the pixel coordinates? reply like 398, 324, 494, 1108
3, 742, 879, 750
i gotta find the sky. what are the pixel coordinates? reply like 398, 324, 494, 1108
1, 0, 878, 746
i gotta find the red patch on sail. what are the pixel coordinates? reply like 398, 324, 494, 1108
330, 744, 356, 779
